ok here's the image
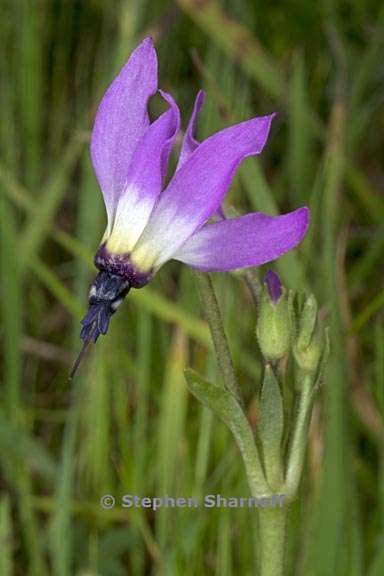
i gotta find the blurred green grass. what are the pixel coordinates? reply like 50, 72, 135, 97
0, 0, 383, 574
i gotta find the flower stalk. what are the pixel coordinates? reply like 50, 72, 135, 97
284, 374, 314, 500
194, 271, 241, 402
187, 270, 328, 576
258, 507, 286, 576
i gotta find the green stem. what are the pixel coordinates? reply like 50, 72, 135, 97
264, 446, 284, 490
258, 507, 287, 576
194, 272, 241, 401
195, 271, 287, 574
231, 415, 271, 497
284, 375, 314, 500
244, 268, 262, 308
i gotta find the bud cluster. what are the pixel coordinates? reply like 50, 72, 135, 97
255, 270, 329, 501
293, 294, 328, 387
256, 270, 327, 381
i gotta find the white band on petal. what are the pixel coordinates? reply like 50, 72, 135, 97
106, 185, 156, 254
131, 206, 192, 271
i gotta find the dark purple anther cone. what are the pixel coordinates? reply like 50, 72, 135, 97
264, 269, 282, 304
70, 270, 131, 379
80, 270, 131, 343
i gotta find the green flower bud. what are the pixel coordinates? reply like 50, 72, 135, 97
256, 271, 293, 362
296, 294, 317, 350
293, 293, 326, 379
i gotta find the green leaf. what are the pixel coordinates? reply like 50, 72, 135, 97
0, 412, 56, 482
259, 366, 284, 454
184, 368, 269, 496
367, 538, 384, 576
0, 495, 13, 576
259, 365, 284, 488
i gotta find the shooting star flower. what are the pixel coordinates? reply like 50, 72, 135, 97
71, 37, 309, 376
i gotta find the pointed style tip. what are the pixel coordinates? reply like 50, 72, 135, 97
69, 340, 91, 381
264, 269, 282, 303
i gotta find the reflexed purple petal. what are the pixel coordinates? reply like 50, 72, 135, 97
264, 270, 282, 303
176, 90, 225, 219
176, 90, 225, 220
106, 91, 180, 253
158, 90, 181, 180
176, 90, 205, 170
90, 38, 158, 229
134, 114, 275, 268
172, 207, 309, 271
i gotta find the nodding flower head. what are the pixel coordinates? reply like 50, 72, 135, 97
71, 37, 310, 376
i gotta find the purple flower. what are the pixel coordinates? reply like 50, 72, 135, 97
78, 38, 309, 347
